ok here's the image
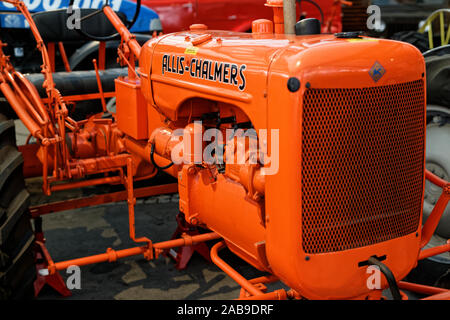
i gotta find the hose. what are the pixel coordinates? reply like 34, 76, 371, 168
150, 143, 174, 170
368, 256, 402, 300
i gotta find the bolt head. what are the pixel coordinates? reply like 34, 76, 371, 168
287, 77, 301, 92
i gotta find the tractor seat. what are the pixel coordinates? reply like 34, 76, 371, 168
31, 9, 127, 42
24, 68, 127, 97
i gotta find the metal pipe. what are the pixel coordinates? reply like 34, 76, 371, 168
51, 232, 220, 272
210, 241, 264, 297
283, 0, 297, 34
238, 275, 286, 300
124, 137, 179, 177
239, 289, 287, 300
103, 5, 141, 58
421, 171, 450, 248
30, 183, 178, 217
0, 81, 42, 139
248, 275, 279, 284
50, 176, 122, 192
419, 241, 450, 260
92, 59, 107, 113
153, 232, 221, 250
53, 246, 146, 271
426, 169, 448, 188
8, 72, 47, 126
420, 190, 450, 248
126, 157, 152, 245
58, 42, 71, 72
422, 291, 450, 300
398, 281, 448, 296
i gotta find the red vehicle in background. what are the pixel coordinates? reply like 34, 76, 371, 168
137, 0, 345, 34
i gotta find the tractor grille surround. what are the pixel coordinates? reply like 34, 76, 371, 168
301, 80, 425, 254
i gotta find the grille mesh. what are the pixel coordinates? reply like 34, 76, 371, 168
301, 80, 425, 254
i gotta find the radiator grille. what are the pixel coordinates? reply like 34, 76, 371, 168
301, 80, 425, 254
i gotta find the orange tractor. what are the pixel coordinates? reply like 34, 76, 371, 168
0, 0, 449, 300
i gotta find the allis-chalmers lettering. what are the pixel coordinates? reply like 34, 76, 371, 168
162, 54, 247, 91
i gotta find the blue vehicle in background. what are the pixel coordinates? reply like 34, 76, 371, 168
0, 0, 162, 72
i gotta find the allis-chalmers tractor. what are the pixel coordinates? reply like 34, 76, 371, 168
0, 0, 449, 300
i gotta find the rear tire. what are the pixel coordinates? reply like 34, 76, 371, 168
0, 114, 36, 299
425, 54, 450, 107
391, 31, 429, 53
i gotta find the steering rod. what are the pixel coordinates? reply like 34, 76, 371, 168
103, 5, 142, 58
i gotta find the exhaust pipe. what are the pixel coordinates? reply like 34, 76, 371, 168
283, 0, 296, 34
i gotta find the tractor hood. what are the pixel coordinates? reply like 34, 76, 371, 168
139, 30, 425, 131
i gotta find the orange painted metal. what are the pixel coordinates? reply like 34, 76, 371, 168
98, 41, 106, 71
92, 59, 107, 112
398, 281, 448, 296
103, 5, 141, 58
51, 246, 149, 273
421, 170, 450, 248
325, 0, 352, 33
178, 165, 267, 270
239, 275, 280, 298
29, 183, 178, 217
137, 21, 429, 299
50, 176, 122, 192
0, 80, 44, 140
123, 136, 179, 177
49, 232, 220, 273
265, 0, 284, 34
426, 168, 448, 188
41, 92, 116, 104
1, 0, 449, 300
211, 241, 265, 297
115, 77, 149, 140
18, 143, 43, 177
239, 290, 287, 300
419, 241, 450, 260
47, 42, 55, 72
422, 291, 450, 300
58, 42, 71, 72
125, 157, 152, 246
